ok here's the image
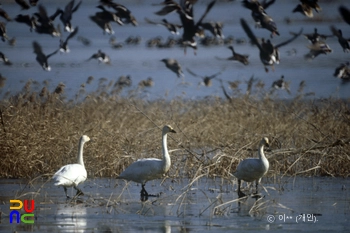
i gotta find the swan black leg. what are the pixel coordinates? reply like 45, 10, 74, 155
140, 184, 149, 201
141, 184, 148, 197
237, 179, 246, 198
74, 186, 84, 196
251, 180, 263, 198
64, 187, 70, 199
140, 184, 160, 201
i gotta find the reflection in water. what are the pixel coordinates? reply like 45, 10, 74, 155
94, 198, 176, 233
126, 220, 172, 233
237, 195, 263, 217
55, 204, 87, 233
96, 224, 113, 233
235, 194, 295, 221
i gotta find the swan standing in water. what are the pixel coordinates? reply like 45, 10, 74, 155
52, 135, 90, 198
233, 137, 270, 198
117, 125, 176, 199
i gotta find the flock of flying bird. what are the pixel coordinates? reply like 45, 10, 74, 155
0, 0, 349, 95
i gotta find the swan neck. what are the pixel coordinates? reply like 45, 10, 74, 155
258, 142, 269, 171
162, 131, 171, 169
77, 139, 85, 167
258, 143, 266, 160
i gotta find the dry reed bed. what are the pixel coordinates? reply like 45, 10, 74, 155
0, 81, 349, 179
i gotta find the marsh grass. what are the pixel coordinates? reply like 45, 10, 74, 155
0, 79, 349, 180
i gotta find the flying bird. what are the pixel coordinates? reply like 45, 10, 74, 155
160, 58, 184, 78
33, 41, 58, 71
34, 4, 61, 36
292, 0, 321, 18
0, 8, 12, 21
15, 14, 37, 32
334, 62, 350, 81
242, 0, 279, 37
87, 49, 111, 64
221, 46, 249, 66
0, 22, 9, 42
304, 41, 332, 60
178, 0, 217, 54
59, 27, 79, 53
330, 26, 350, 53
99, 0, 138, 26
154, 0, 217, 54
0, 52, 12, 65
240, 18, 302, 72
154, 0, 181, 16
54, 0, 82, 32
271, 75, 291, 94
199, 21, 224, 38
29, 0, 39, 6
339, 6, 350, 25
15, 0, 30, 10
302, 28, 332, 44
138, 77, 154, 88
145, 17, 182, 35
186, 68, 221, 87
90, 5, 122, 35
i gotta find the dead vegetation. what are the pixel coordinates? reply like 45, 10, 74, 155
0, 79, 349, 179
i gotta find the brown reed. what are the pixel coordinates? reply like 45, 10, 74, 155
0, 80, 349, 179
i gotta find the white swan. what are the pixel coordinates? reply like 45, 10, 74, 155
117, 125, 176, 198
52, 135, 90, 198
233, 137, 270, 197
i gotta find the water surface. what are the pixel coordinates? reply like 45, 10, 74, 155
0, 177, 349, 232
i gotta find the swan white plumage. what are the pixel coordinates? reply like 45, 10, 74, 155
52, 135, 90, 198
233, 137, 270, 198
117, 125, 176, 198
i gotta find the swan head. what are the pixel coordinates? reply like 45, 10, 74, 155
81, 135, 91, 143
163, 125, 176, 134
261, 137, 270, 147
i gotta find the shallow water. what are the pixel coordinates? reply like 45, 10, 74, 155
1, 0, 350, 101
0, 177, 349, 232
